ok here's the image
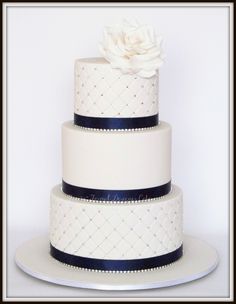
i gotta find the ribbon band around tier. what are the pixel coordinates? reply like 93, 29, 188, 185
50, 244, 183, 271
74, 113, 159, 130
62, 180, 171, 201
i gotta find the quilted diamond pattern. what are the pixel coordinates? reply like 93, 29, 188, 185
75, 60, 159, 118
50, 186, 183, 260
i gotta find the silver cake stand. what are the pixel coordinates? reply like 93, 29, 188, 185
15, 235, 218, 291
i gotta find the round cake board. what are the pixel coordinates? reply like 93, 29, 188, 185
15, 235, 218, 291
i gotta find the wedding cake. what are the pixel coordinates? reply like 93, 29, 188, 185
49, 20, 183, 272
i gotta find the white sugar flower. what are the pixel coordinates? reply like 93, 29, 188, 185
99, 19, 164, 78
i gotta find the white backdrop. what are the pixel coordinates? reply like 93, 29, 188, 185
7, 6, 229, 238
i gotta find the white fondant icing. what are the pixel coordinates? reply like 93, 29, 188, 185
75, 58, 159, 118
50, 184, 183, 260
62, 121, 171, 190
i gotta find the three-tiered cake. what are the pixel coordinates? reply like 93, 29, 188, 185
49, 21, 183, 272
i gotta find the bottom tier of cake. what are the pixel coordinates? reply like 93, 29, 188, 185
50, 185, 183, 271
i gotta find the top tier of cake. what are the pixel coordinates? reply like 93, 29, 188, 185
74, 58, 159, 120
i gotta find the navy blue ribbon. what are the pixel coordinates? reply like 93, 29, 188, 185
62, 180, 171, 201
50, 243, 183, 271
74, 113, 159, 130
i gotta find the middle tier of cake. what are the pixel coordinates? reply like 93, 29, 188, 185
62, 121, 171, 201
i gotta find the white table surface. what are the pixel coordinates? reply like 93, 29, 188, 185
6, 228, 230, 300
